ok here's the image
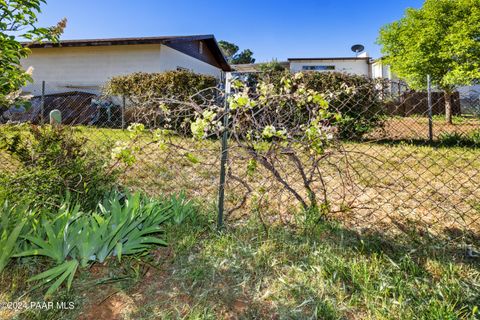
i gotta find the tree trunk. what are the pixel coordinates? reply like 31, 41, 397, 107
444, 90, 453, 124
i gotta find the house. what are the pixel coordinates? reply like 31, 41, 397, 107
232, 54, 372, 77
371, 59, 397, 80
287, 56, 371, 76
21, 35, 231, 95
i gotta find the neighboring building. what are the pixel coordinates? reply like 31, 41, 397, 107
233, 56, 477, 99
371, 59, 396, 80
288, 56, 371, 76
21, 35, 231, 95
233, 54, 372, 77
232, 53, 372, 77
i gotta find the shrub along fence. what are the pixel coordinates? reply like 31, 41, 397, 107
0, 71, 479, 255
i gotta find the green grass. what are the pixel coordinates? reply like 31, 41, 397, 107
3, 213, 478, 320
431, 114, 476, 124
1, 121, 480, 319
1, 124, 479, 240
149, 219, 479, 320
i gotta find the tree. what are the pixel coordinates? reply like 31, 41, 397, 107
258, 59, 287, 73
218, 40, 239, 61
218, 40, 255, 64
231, 49, 255, 64
377, 0, 480, 124
0, 0, 66, 106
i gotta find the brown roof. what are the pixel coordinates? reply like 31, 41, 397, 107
23, 35, 231, 71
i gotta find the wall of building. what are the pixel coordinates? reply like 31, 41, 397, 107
289, 59, 370, 76
158, 45, 222, 78
371, 61, 399, 81
372, 61, 387, 79
21, 44, 222, 95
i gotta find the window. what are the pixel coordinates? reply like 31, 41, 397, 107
302, 65, 336, 71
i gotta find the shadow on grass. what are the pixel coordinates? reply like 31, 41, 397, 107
356, 137, 480, 149
124, 215, 480, 320
7, 211, 477, 319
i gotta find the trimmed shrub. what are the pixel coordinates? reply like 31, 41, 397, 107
104, 70, 217, 99
104, 71, 218, 130
0, 124, 118, 209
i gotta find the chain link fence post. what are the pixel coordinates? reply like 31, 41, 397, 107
122, 95, 126, 130
217, 77, 231, 230
427, 75, 433, 142
41, 81, 45, 125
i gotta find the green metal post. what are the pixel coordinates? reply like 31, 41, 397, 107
427, 75, 433, 143
41, 81, 45, 125
217, 91, 229, 230
122, 95, 126, 130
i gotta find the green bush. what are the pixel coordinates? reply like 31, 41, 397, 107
104, 70, 217, 99
256, 71, 386, 139
167, 191, 197, 225
256, 60, 289, 84
469, 129, 480, 145
104, 71, 218, 130
301, 72, 386, 139
0, 124, 118, 210
438, 132, 466, 146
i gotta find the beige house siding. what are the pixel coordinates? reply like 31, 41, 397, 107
21, 44, 222, 95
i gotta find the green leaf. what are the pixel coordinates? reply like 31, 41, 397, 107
44, 260, 78, 297
0, 220, 26, 273
115, 242, 123, 262
185, 153, 200, 164
28, 260, 79, 298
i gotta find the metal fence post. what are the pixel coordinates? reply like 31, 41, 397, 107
217, 86, 230, 230
427, 75, 433, 142
398, 81, 402, 102
122, 95, 126, 130
41, 81, 45, 125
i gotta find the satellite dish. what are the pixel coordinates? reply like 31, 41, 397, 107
351, 44, 365, 56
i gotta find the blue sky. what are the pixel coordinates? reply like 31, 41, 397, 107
36, 0, 423, 62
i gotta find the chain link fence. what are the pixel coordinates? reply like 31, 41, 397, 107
1, 75, 479, 252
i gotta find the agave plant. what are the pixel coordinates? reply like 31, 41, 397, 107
69, 213, 114, 267
98, 192, 171, 260
14, 202, 83, 297
19, 192, 173, 296
16, 202, 83, 264
27, 260, 79, 298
